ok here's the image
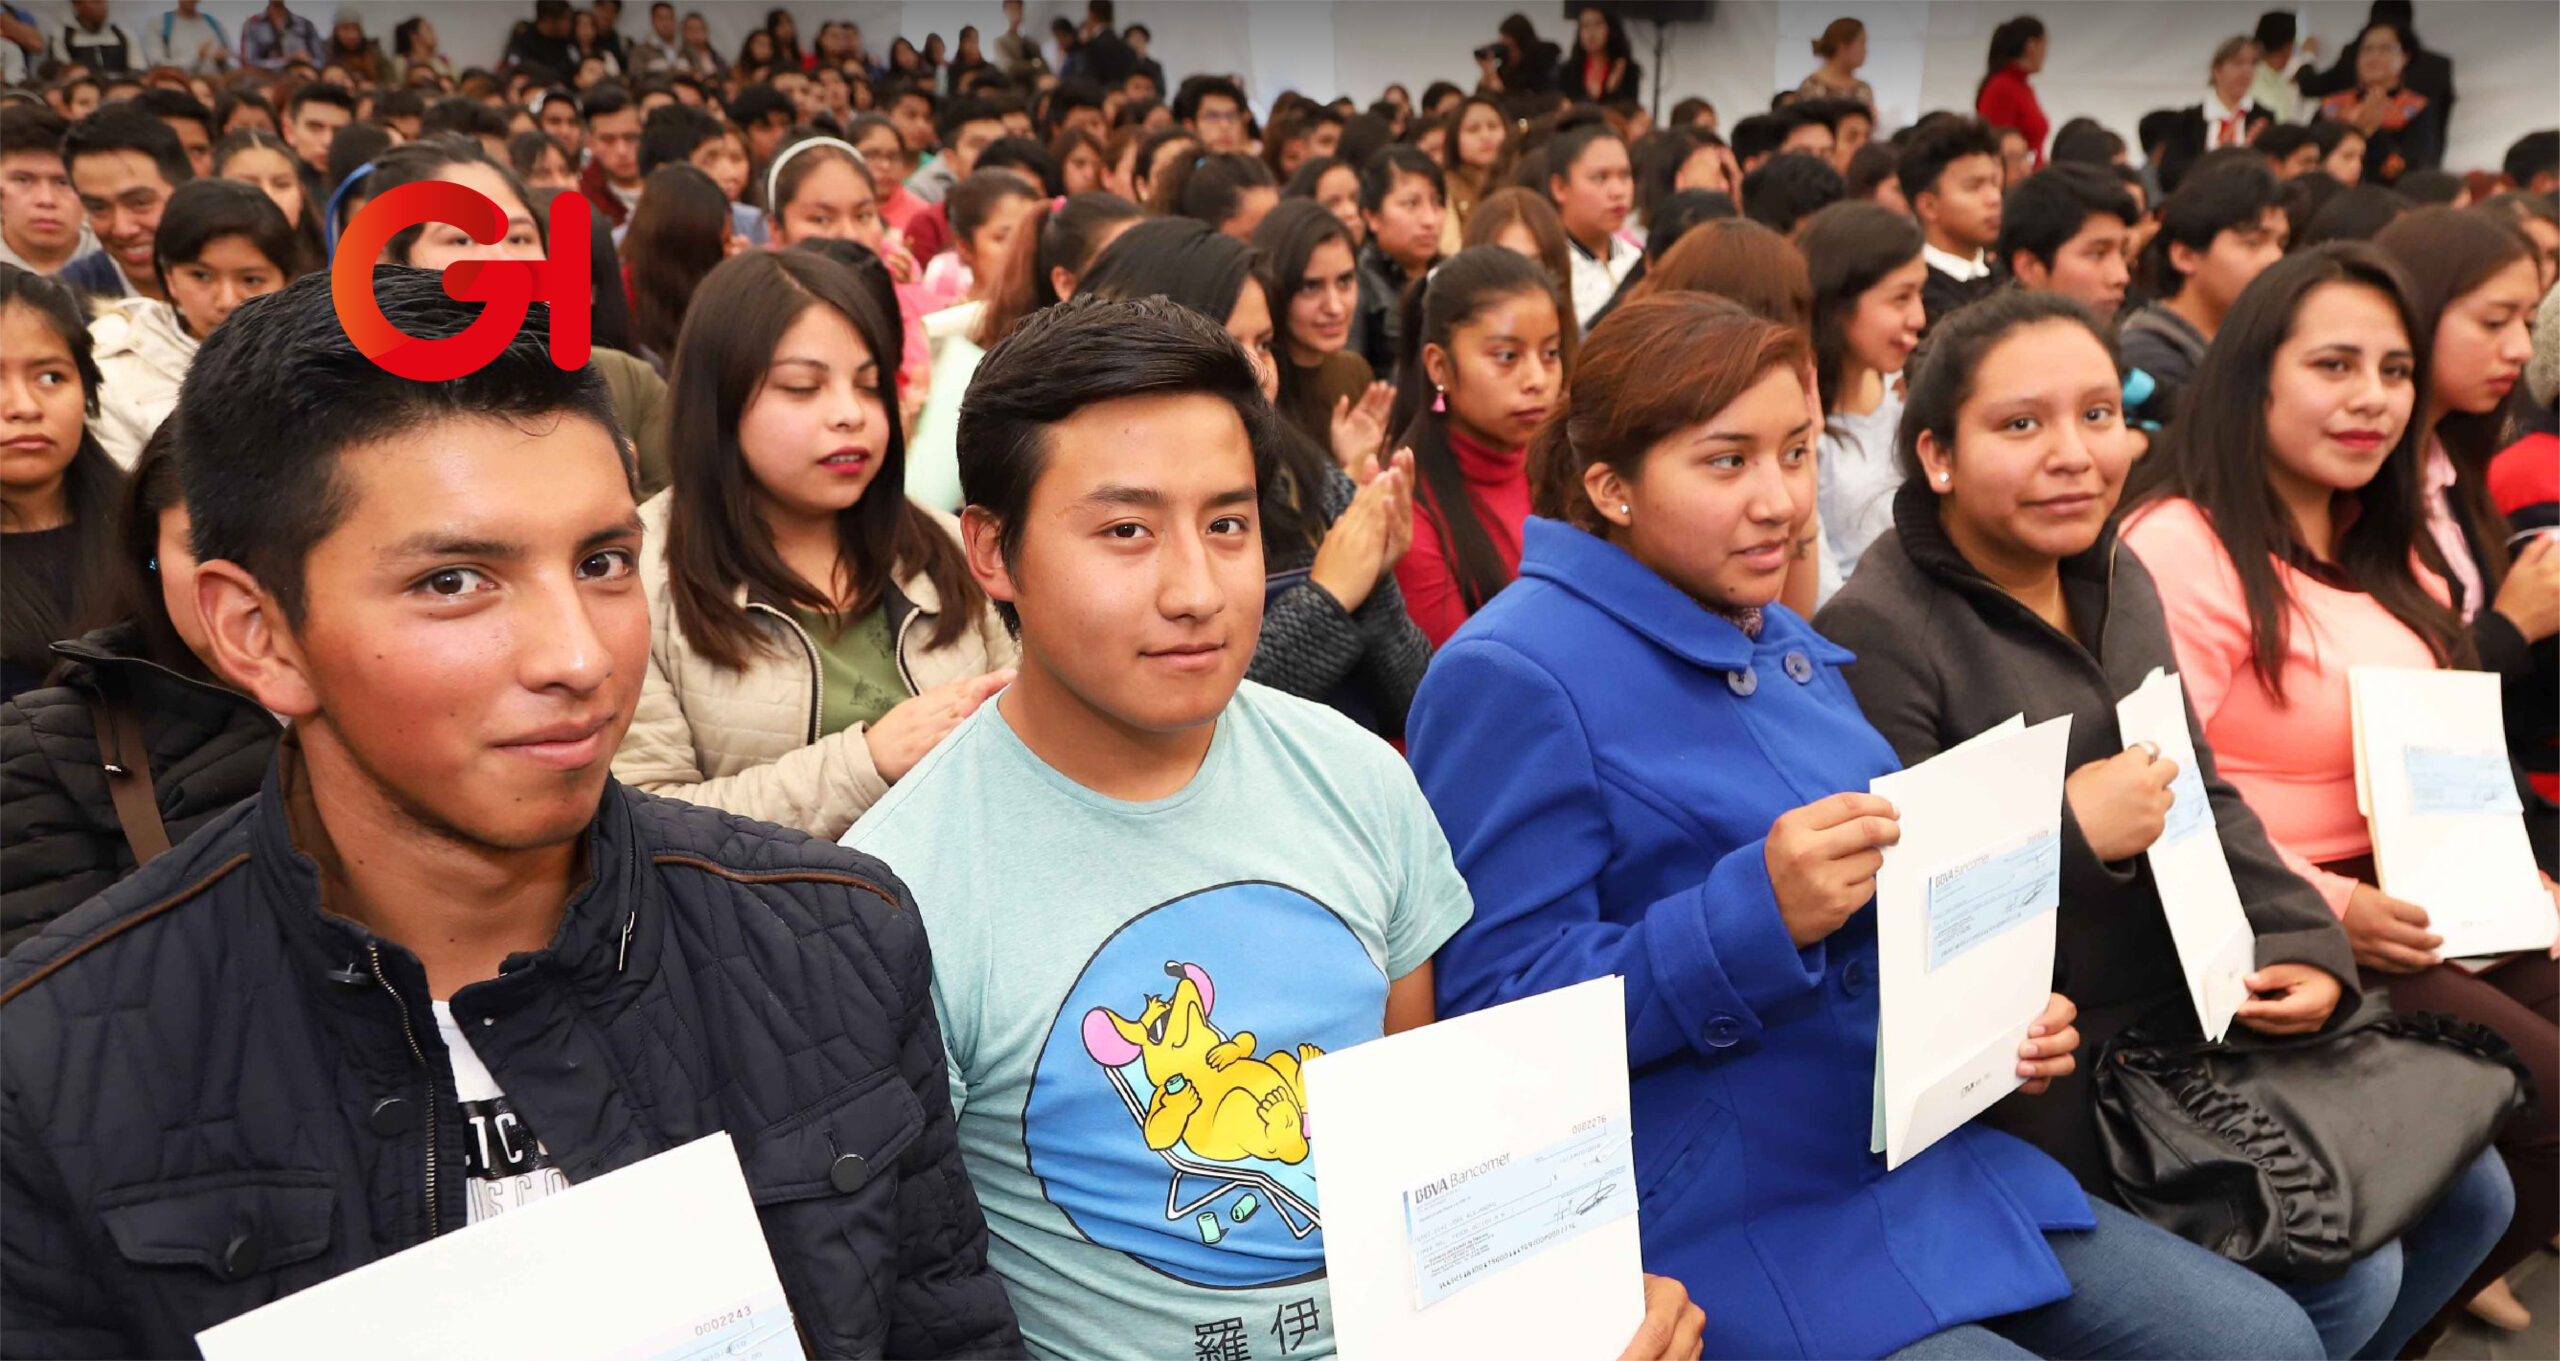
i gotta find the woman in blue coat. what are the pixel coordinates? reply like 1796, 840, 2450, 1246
1407, 294, 2326, 1360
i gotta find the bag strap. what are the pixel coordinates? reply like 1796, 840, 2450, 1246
86, 684, 172, 864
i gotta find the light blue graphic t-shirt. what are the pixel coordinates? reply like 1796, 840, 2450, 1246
845, 682, 1472, 1361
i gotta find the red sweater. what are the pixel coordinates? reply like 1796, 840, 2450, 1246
1976, 64, 2047, 166
1397, 428, 1530, 648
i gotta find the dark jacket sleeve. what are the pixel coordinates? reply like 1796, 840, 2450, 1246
0, 697, 117, 955
1246, 467, 1431, 737
2, 1002, 130, 1357
874, 877, 1025, 1359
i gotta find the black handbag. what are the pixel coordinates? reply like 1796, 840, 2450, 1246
2091, 993, 2530, 1282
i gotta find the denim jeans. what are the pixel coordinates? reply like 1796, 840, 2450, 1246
1884, 1195, 2324, 1360
2277, 1147, 2514, 1360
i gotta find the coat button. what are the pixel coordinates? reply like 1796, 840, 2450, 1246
1783, 650, 1815, 684
1703, 1015, 1744, 1048
1843, 960, 1874, 996
221, 1230, 261, 1281
829, 1153, 870, 1193
367, 1096, 412, 1136
1725, 667, 1758, 697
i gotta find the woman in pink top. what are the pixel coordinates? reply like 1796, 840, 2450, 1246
1385, 247, 1568, 647
2121, 243, 2556, 1348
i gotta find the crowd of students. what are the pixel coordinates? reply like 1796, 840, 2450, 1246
1, 2, 2557, 1359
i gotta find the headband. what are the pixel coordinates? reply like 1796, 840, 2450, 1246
765, 136, 861, 213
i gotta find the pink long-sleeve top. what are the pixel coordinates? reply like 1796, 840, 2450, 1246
2121, 496, 2453, 915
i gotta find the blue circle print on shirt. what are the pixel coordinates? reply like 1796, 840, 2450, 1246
1024, 880, 1385, 1289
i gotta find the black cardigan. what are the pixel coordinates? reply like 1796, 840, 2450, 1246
1815, 481, 2361, 1191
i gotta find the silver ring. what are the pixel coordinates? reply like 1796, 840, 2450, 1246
2133, 739, 2162, 761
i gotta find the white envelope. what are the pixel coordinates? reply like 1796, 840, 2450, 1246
1869, 715, 2072, 1170
1303, 976, 1643, 1361
2117, 668, 2257, 1041
2349, 666, 2556, 959
197, 1134, 803, 1361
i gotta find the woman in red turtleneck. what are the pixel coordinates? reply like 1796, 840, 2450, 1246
1388, 248, 1570, 646
1975, 16, 2050, 168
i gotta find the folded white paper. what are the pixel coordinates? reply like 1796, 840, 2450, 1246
2118, 668, 2257, 1041
1870, 715, 2071, 1170
1304, 976, 1643, 1361
2349, 666, 2556, 959
197, 1134, 803, 1361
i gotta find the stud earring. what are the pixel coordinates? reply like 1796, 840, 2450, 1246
1934, 472, 1950, 485
1619, 504, 1631, 515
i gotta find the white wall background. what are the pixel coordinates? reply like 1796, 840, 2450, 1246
51, 1, 2560, 171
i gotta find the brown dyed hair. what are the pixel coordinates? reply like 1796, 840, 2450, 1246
1532, 293, 1810, 536
1631, 217, 1813, 331
1462, 186, 1582, 365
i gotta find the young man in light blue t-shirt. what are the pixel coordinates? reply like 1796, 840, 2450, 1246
847, 295, 1702, 1361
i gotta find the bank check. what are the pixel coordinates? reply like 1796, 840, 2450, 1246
1402, 1115, 1636, 1309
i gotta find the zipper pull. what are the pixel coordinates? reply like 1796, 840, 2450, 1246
617, 907, 636, 972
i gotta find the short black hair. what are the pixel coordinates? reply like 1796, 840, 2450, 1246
1728, 110, 1800, 165
1359, 144, 1444, 212
880, 79, 937, 116
326, 121, 393, 200
1998, 163, 2139, 271
421, 95, 509, 141
2252, 11, 2296, 51
1043, 78, 1104, 138
2049, 117, 2124, 166
936, 93, 999, 145
1645, 188, 1736, 260
725, 83, 796, 130
639, 102, 723, 174
1895, 114, 2000, 204
373, 88, 426, 122
1173, 74, 1246, 126
2506, 130, 2559, 186
1546, 122, 1624, 185
2144, 160, 2281, 295
2255, 123, 2316, 164
1741, 152, 1844, 236
0, 99, 68, 158
975, 136, 1056, 190
134, 87, 213, 135
64, 104, 193, 190
285, 82, 356, 120
153, 177, 304, 289
2393, 169, 2464, 207
177, 267, 620, 623
956, 293, 1282, 620
580, 82, 634, 120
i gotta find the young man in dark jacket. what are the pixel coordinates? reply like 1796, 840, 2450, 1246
0, 269, 1023, 1360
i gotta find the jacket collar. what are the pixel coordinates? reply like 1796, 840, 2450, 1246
249, 746, 650, 1001
1888, 479, 2118, 640
1517, 516, 1819, 670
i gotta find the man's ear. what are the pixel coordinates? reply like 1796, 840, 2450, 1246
1912, 187, 1941, 228
2166, 238, 2202, 283
960, 506, 1019, 612
2009, 249, 2050, 291
194, 559, 322, 720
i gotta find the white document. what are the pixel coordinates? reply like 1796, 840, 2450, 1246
198, 1134, 804, 1361
1304, 976, 1643, 1361
1869, 715, 2071, 1170
2349, 667, 2556, 959
2117, 668, 2256, 1042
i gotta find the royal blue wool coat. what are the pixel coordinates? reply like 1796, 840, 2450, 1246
1410, 518, 2095, 1360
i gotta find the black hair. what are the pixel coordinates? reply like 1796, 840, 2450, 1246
2255, 123, 2316, 165
2049, 117, 2124, 166
947, 168, 1043, 260
956, 291, 1284, 625
84, 421, 200, 675
1042, 78, 1103, 140
0, 266, 122, 682
1728, 111, 1798, 165
420, 95, 508, 141
2295, 183, 2410, 248
638, 101, 723, 174
210, 127, 325, 255
509, 129, 571, 180
2122, 243, 2466, 688
362, 137, 545, 264
373, 89, 426, 124
1799, 200, 1927, 419
725, 83, 797, 134
1359, 144, 1446, 213
284, 83, 356, 120
1895, 114, 1999, 204
325, 121, 392, 204
1843, 141, 1899, 202
1252, 197, 1361, 439
2253, 11, 2296, 51
662, 249, 980, 666
625, 163, 729, 360
1336, 112, 1394, 172
2393, 169, 2464, 207
1152, 149, 1275, 228
152, 177, 305, 295
2275, 171, 2344, 246
1899, 287, 2119, 483
788, 238, 905, 359
935, 93, 999, 146
2505, 130, 2559, 187
1113, 96, 1165, 130
975, 191, 1145, 346
1281, 154, 1351, 200
1997, 163, 2138, 274
580, 82, 633, 121
1131, 125, 1198, 201
2307, 118, 2365, 160
1741, 152, 1844, 237
765, 129, 871, 218
176, 266, 617, 624
135, 87, 212, 137
1980, 15, 2046, 91
64, 104, 193, 191
1173, 74, 1248, 127
1630, 127, 1713, 226
1544, 122, 1624, 190
2136, 108, 2183, 157
1386, 246, 1565, 615
0, 100, 68, 158
1644, 188, 1737, 261
973, 136, 1058, 194
2139, 159, 2280, 298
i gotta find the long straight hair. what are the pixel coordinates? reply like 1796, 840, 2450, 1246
1798, 201, 1925, 417
973, 191, 1145, 347
1384, 245, 1568, 615
2374, 204, 2535, 586
82, 421, 203, 676
2122, 244, 2468, 692
0, 267, 123, 681
662, 251, 982, 670
623, 164, 731, 361
1251, 198, 1359, 443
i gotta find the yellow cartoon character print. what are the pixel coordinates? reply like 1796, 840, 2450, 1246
1081, 961, 1322, 1165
